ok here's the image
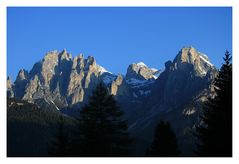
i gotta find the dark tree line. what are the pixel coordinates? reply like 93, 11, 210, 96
71, 82, 132, 156
48, 116, 70, 156
146, 120, 180, 157
195, 51, 232, 156
48, 82, 132, 157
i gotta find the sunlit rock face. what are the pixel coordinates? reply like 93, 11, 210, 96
173, 46, 215, 76
7, 76, 14, 98
126, 62, 157, 81
11, 49, 119, 109
152, 46, 216, 108
10, 47, 216, 112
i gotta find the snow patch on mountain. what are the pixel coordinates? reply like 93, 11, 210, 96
126, 78, 154, 88
153, 70, 162, 79
50, 100, 60, 111
151, 68, 158, 72
136, 62, 147, 67
126, 78, 148, 85
145, 68, 162, 79
197, 64, 207, 75
97, 65, 112, 75
198, 53, 214, 67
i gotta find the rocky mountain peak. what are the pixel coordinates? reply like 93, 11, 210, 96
171, 46, 214, 76
59, 49, 72, 61
43, 50, 58, 60
83, 56, 96, 71
78, 53, 83, 59
7, 76, 14, 98
7, 76, 12, 89
14, 69, 29, 98
126, 62, 157, 81
86, 56, 96, 65
153, 46, 216, 109
16, 69, 28, 81
174, 46, 198, 65
30, 50, 62, 78
9, 47, 217, 116
136, 62, 147, 67
7, 76, 11, 82
16, 50, 119, 108
72, 54, 84, 70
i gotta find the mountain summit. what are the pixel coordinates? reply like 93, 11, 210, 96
126, 62, 159, 81
173, 46, 214, 76
8, 49, 120, 109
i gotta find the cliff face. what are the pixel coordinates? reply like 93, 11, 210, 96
7, 76, 14, 98
8, 47, 216, 111
152, 47, 217, 108
10, 49, 120, 109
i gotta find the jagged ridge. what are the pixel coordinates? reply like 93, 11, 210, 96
7, 46, 217, 111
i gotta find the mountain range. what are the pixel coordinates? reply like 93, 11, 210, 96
7, 46, 217, 156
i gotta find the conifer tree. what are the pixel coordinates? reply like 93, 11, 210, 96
48, 116, 69, 157
73, 82, 132, 156
147, 120, 180, 156
195, 51, 232, 156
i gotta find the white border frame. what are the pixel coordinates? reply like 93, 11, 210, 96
0, 0, 238, 164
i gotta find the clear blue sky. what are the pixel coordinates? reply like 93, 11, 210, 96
7, 7, 232, 80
